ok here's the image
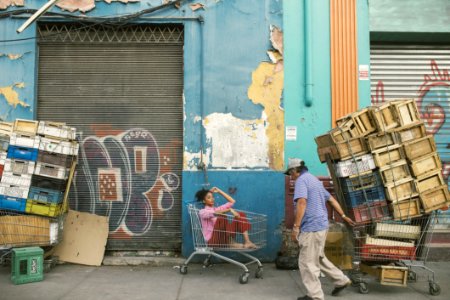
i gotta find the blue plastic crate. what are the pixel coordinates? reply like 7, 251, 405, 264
28, 187, 63, 204
343, 185, 386, 208
31, 175, 67, 192
339, 171, 382, 193
7, 146, 38, 162
0, 195, 27, 212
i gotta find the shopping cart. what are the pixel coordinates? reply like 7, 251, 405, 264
179, 204, 267, 284
0, 210, 63, 265
325, 151, 444, 296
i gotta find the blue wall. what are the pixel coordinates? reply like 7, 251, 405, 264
0, 0, 285, 260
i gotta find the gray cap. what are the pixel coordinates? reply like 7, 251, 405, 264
284, 158, 303, 175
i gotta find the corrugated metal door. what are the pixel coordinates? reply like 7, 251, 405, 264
37, 23, 184, 251
370, 44, 450, 232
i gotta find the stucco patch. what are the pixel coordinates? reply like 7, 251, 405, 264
247, 62, 284, 170
0, 82, 30, 108
203, 113, 268, 169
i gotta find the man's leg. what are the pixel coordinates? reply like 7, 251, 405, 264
316, 230, 351, 294
298, 232, 324, 300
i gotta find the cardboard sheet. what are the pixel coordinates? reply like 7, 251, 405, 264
54, 210, 109, 266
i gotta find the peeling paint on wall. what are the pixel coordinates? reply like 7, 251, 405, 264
0, 0, 23, 10
247, 62, 284, 170
0, 52, 30, 60
203, 113, 269, 169
0, 83, 30, 108
56, 0, 96, 12
184, 148, 211, 170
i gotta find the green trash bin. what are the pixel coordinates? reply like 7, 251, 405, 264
11, 247, 44, 285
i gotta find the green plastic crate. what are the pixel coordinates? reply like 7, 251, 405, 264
11, 247, 44, 285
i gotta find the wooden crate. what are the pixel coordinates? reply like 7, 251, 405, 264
316, 124, 359, 148
394, 122, 426, 143
390, 198, 422, 220
420, 185, 450, 213
318, 138, 368, 162
367, 132, 397, 151
410, 153, 442, 177
372, 144, 404, 167
403, 135, 436, 161
316, 133, 335, 149
369, 103, 399, 131
391, 99, 421, 127
379, 159, 410, 184
385, 177, 418, 202
13, 119, 39, 135
351, 108, 377, 137
415, 170, 445, 194
379, 266, 408, 287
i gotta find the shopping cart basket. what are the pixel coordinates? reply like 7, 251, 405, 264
179, 204, 267, 284
0, 210, 63, 265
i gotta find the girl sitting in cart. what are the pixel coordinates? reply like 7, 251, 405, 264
196, 187, 257, 249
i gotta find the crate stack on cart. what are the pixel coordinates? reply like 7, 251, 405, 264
0, 119, 78, 249
315, 99, 449, 295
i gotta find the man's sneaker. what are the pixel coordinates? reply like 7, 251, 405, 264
331, 281, 351, 296
297, 296, 313, 300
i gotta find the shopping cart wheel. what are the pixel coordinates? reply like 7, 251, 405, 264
358, 282, 369, 294
203, 257, 213, 268
429, 282, 441, 296
407, 271, 417, 282
255, 267, 263, 279
239, 273, 249, 284
179, 265, 188, 275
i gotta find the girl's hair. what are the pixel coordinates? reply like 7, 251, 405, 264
195, 189, 210, 202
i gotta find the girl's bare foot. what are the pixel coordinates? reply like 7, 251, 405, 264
244, 241, 257, 249
229, 242, 244, 249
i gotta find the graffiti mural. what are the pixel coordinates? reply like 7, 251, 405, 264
69, 128, 180, 237
372, 60, 450, 186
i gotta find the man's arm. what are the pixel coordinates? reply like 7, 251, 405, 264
291, 197, 307, 241
328, 196, 355, 226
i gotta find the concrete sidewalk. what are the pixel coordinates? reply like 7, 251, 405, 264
0, 259, 449, 300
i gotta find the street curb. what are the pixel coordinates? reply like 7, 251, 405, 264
102, 256, 185, 267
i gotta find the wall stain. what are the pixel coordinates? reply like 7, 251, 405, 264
0, 0, 23, 10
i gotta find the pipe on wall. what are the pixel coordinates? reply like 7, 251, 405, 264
304, 0, 313, 107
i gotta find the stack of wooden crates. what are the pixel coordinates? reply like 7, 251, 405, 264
315, 99, 449, 287
0, 119, 78, 247
316, 99, 449, 223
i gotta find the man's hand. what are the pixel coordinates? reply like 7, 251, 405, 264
343, 216, 356, 226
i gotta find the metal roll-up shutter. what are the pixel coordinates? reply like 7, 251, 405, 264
37, 23, 184, 251
370, 44, 450, 187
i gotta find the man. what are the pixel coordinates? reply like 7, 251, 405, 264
285, 158, 355, 300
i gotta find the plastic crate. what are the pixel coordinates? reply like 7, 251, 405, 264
28, 187, 63, 204
0, 195, 27, 212
11, 247, 44, 285
31, 175, 67, 192
339, 171, 382, 193
4, 159, 35, 175
7, 146, 38, 161
39, 137, 79, 156
343, 185, 386, 208
13, 119, 39, 135
335, 154, 376, 177
37, 121, 76, 141
34, 162, 67, 180
25, 200, 62, 217
361, 244, 416, 261
0, 171, 32, 187
0, 183, 30, 199
9, 133, 40, 149
348, 201, 391, 224
38, 151, 74, 168
0, 134, 10, 152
